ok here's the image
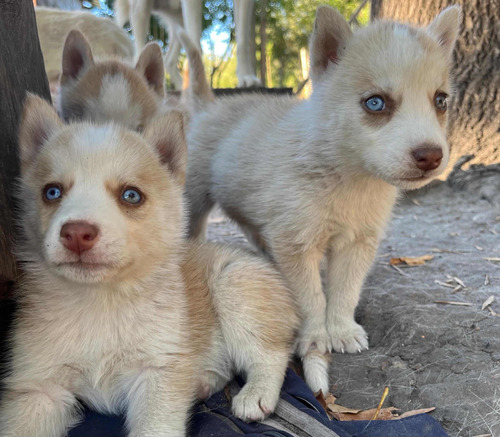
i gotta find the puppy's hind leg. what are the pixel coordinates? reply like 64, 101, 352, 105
130, 0, 153, 55
0, 381, 80, 437
163, 27, 183, 90
302, 350, 330, 395
211, 254, 298, 422
185, 164, 215, 241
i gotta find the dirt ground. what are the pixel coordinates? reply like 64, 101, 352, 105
205, 169, 500, 437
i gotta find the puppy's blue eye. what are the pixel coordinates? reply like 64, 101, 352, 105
121, 188, 142, 205
43, 184, 62, 201
364, 96, 386, 112
434, 93, 448, 111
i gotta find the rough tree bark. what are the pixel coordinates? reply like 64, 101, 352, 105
0, 0, 51, 296
371, 0, 499, 170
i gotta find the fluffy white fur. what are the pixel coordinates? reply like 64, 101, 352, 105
58, 30, 167, 131
0, 95, 300, 436
183, 5, 461, 361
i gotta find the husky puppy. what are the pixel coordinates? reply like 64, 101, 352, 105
58, 29, 207, 129
183, 6, 461, 359
0, 96, 299, 436
58, 30, 166, 131
57, 29, 330, 394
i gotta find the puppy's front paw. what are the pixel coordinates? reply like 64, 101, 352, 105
327, 317, 369, 353
231, 384, 278, 422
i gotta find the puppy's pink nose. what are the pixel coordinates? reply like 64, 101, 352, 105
411, 147, 443, 171
60, 221, 99, 254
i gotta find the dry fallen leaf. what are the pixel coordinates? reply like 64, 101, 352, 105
485, 257, 500, 262
329, 407, 398, 421
390, 255, 434, 266
397, 407, 436, 419
482, 295, 495, 310
320, 387, 435, 422
315, 390, 336, 412
434, 300, 472, 306
484, 275, 490, 286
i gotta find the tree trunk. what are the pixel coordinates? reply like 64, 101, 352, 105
0, 0, 51, 297
371, 0, 500, 170
259, 0, 268, 87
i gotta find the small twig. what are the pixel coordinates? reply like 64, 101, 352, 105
371, 386, 389, 420
434, 301, 472, 306
435, 280, 456, 289
390, 264, 411, 277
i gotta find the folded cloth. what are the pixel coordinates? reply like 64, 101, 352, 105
70, 369, 449, 437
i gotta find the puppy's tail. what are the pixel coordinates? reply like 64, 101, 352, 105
177, 27, 215, 110
302, 350, 330, 395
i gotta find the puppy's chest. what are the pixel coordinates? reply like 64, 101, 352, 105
305, 178, 397, 247
40, 299, 182, 371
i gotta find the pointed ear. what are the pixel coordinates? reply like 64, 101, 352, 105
309, 5, 353, 83
18, 94, 63, 173
427, 5, 461, 59
61, 29, 94, 83
135, 43, 165, 98
143, 111, 187, 185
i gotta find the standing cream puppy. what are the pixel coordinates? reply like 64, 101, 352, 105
184, 6, 461, 358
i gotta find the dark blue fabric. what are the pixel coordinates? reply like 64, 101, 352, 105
70, 413, 124, 437
68, 368, 448, 437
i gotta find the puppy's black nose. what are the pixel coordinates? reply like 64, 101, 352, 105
411, 146, 443, 171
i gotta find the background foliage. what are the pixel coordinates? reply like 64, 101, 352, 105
87, 0, 369, 90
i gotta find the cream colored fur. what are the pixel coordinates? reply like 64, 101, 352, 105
36, 7, 134, 84
183, 5, 461, 365
58, 30, 185, 130
58, 29, 329, 394
58, 30, 169, 131
0, 96, 299, 436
